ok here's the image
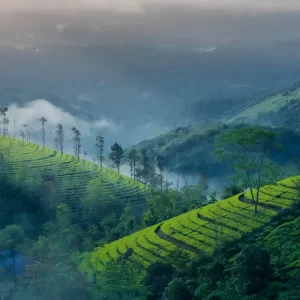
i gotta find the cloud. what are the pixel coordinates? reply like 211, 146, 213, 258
55, 24, 68, 32
1, 0, 300, 13
6, 99, 118, 142
1, 0, 144, 13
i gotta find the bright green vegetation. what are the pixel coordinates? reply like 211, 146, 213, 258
82, 175, 300, 276
265, 215, 300, 278
0, 135, 147, 215
227, 86, 300, 122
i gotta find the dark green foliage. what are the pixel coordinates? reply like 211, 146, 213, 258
221, 184, 243, 199
145, 263, 174, 300
232, 244, 271, 295
109, 142, 124, 173
166, 278, 193, 300
96, 260, 147, 300
96, 133, 105, 166
0, 177, 47, 238
127, 124, 300, 180
137, 147, 155, 184
128, 149, 138, 182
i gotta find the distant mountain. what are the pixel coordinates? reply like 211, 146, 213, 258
2, 40, 300, 147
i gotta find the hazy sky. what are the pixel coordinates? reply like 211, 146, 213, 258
1, 0, 300, 12
1, 0, 300, 48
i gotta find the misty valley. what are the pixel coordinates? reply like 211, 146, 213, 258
1, 1, 300, 300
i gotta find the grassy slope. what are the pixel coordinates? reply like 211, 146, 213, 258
0, 135, 148, 215
81, 175, 300, 276
227, 86, 300, 122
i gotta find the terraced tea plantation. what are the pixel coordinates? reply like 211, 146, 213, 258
0, 135, 148, 216
81, 176, 300, 275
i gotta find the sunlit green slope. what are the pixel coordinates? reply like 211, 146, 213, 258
81, 176, 300, 275
0, 135, 147, 215
227, 86, 300, 123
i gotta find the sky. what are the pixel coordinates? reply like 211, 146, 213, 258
1, 0, 300, 12
1, 0, 300, 49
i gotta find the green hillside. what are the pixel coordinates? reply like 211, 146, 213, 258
0, 135, 148, 220
80, 175, 300, 276
227, 86, 300, 122
226, 84, 300, 129
126, 124, 300, 176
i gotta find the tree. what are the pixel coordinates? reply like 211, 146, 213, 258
0, 225, 25, 290
20, 130, 26, 143
156, 154, 164, 189
13, 120, 16, 139
138, 148, 152, 184
145, 263, 174, 300
232, 244, 271, 295
128, 149, 138, 183
23, 124, 29, 142
118, 205, 136, 235
166, 278, 193, 300
222, 184, 243, 199
39, 117, 47, 151
55, 124, 64, 156
214, 126, 281, 213
96, 133, 105, 167
3, 117, 9, 137
96, 259, 147, 299
108, 142, 124, 173
71, 127, 81, 162
0, 107, 8, 136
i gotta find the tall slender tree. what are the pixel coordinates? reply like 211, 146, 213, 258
109, 142, 124, 173
39, 117, 47, 150
23, 124, 29, 142
3, 117, 9, 137
0, 107, 8, 136
55, 124, 64, 156
72, 127, 81, 162
128, 149, 138, 183
20, 130, 25, 143
13, 120, 16, 139
96, 133, 105, 167
139, 147, 152, 184
156, 154, 164, 189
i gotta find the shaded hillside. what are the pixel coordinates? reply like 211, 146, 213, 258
126, 123, 300, 177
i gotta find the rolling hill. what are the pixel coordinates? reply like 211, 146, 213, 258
80, 175, 300, 277
226, 83, 300, 125
0, 135, 148, 226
